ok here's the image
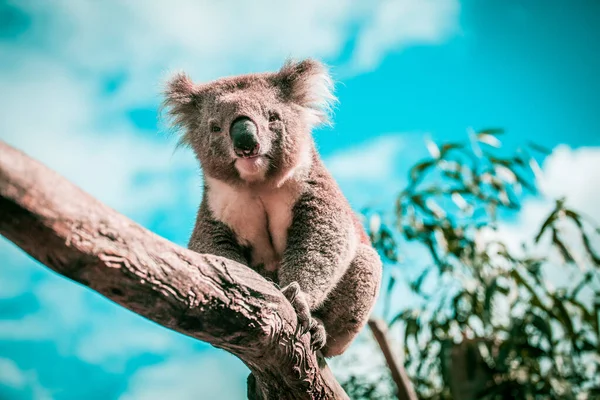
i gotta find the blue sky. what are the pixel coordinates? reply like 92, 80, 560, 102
1, 1, 599, 399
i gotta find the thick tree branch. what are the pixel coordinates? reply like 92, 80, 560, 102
0, 140, 348, 400
368, 319, 417, 400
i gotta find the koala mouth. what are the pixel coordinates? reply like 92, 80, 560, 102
234, 143, 261, 159
234, 152, 267, 179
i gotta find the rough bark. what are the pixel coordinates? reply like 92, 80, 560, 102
368, 319, 418, 400
0, 140, 348, 400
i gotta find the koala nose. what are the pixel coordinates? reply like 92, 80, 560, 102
230, 117, 260, 157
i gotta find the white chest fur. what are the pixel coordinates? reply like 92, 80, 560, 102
205, 177, 301, 270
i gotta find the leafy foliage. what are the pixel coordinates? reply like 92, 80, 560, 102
365, 130, 600, 399
341, 375, 395, 400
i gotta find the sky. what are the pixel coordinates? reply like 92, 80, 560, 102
0, 0, 599, 399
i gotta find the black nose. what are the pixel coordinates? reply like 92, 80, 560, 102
230, 117, 260, 157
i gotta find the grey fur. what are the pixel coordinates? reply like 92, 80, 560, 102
163, 59, 382, 357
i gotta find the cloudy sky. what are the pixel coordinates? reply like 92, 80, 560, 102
1, 0, 599, 399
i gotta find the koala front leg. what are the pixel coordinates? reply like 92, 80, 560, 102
188, 203, 248, 267
279, 192, 355, 350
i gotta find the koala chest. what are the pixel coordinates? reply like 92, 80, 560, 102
206, 178, 300, 271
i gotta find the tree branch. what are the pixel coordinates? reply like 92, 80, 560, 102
368, 318, 417, 400
0, 140, 348, 400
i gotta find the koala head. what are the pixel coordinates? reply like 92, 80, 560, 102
163, 59, 336, 185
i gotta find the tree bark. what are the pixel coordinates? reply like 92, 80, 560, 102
0, 140, 348, 400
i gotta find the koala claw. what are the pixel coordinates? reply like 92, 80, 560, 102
309, 318, 327, 351
281, 282, 312, 337
281, 282, 327, 351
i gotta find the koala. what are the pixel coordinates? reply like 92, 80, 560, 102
163, 59, 382, 357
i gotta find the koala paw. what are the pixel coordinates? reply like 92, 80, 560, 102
281, 282, 327, 351
281, 282, 311, 335
309, 317, 327, 351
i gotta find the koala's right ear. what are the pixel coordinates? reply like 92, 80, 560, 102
161, 72, 202, 138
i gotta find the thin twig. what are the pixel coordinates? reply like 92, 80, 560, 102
368, 318, 418, 400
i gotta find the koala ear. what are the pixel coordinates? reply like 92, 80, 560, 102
161, 72, 202, 143
274, 58, 337, 126
164, 72, 198, 105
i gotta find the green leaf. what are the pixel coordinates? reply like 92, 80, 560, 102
551, 229, 575, 263
579, 339, 597, 352
440, 142, 464, 157
451, 290, 470, 319
570, 272, 593, 300
409, 160, 436, 184
534, 210, 557, 243
477, 127, 505, 136
530, 313, 553, 343
425, 138, 441, 158
410, 266, 431, 294
552, 296, 576, 341
512, 171, 537, 194
496, 340, 513, 371
404, 317, 420, 350
565, 296, 594, 325
478, 133, 502, 148
483, 278, 501, 325
383, 274, 396, 321
390, 310, 412, 326
527, 141, 552, 155
386, 274, 396, 297
565, 209, 600, 265
516, 341, 548, 359
510, 269, 556, 319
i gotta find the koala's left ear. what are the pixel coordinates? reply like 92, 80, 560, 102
274, 59, 337, 126
164, 72, 198, 105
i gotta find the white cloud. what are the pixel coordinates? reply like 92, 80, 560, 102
0, 54, 198, 368
0, 316, 52, 341
76, 323, 174, 371
324, 133, 429, 210
0, 242, 39, 300
350, 0, 460, 73
537, 145, 600, 218
0, 0, 460, 217
0, 249, 180, 371
326, 135, 407, 181
0, 0, 460, 216
0, 358, 51, 399
0, 243, 93, 343
0, 55, 200, 218
120, 353, 249, 400
0, 358, 26, 388
489, 145, 600, 253
7, 0, 460, 107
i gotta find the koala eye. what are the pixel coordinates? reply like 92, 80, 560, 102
210, 123, 221, 133
268, 112, 281, 123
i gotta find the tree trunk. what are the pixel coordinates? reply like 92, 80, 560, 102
0, 140, 348, 400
